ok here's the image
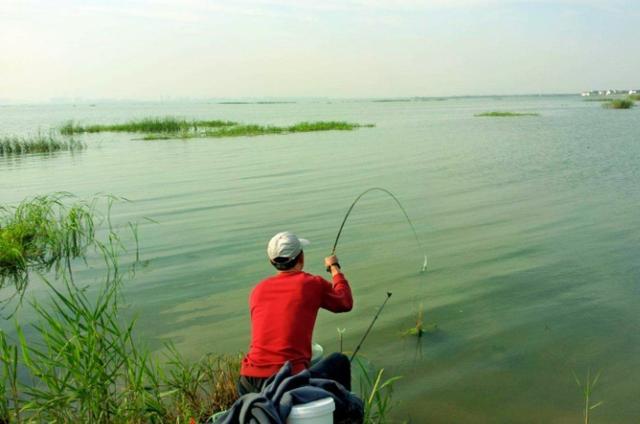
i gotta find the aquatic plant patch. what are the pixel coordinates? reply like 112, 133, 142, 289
141, 121, 374, 140
475, 111, 539, 117
602, 99, 634, 109
59, 117, 373, 140
0, 134, 84, 156
60, 117, 238, 135
0, 194, 96, 292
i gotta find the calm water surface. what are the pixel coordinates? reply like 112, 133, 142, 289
1, 96, 639, 423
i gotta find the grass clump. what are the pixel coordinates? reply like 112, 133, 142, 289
0, 268, 241, 423
0, 134, 84, 156
355, 359, 401, 423
602, 99, 634, 109
60, 118, 237, 135
142, 121, 373, 140
0, 194, 97, 299
475, 111, 539, 117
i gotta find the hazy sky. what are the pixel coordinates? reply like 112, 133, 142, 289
1, 0, 639, 101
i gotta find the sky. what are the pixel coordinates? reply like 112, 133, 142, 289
1, 0, 639, 101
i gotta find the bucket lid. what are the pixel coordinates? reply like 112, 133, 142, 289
289, 397, 335, 418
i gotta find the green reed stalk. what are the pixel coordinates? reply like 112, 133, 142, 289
355, 358, 402, 423
0, 134, 84, 156
573, 369, 603, 424
0, 195, 241, 422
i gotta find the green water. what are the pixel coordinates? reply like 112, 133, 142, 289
1, 96, 639, 422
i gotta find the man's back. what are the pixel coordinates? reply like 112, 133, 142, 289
241, 270, 352, 377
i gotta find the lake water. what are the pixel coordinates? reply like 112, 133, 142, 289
1, 96, 639, 423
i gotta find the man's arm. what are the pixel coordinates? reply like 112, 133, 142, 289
320, 255, 353, 312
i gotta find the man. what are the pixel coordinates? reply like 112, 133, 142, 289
238, 231, 354, 395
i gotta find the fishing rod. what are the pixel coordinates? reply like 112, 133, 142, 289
327, 187, 427, 273
350, 292, 392, 362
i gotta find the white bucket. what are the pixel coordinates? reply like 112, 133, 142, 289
286, 397, 335, 424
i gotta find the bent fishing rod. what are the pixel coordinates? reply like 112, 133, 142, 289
326, 187, 427, 361
327, 187, 427, 273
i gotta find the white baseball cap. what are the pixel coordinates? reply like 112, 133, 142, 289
267, 231, 310, 261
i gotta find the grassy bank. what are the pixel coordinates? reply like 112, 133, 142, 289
0, 195, 240, 423
0, 135, 84, 156
0, 269, 242, 423
602, 99, 635, 109
475, 111, 539, 117
141, 121, 374, 140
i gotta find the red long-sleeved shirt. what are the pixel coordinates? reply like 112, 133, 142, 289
240, 271, 353, 377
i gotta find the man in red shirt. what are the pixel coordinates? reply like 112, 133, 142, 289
239, 231, 354, 395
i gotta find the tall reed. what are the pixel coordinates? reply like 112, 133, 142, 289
0, 134, 84, 156
0, 194, 240, 423
355, 358, 402, 423
0, 194, 98, 303
142, 121, 373, 140
60, 118, 237, 135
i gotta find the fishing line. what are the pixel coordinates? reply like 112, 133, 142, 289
329, 187, 427, 273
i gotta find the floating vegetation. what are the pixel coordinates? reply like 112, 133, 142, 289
0, 134, 84, 156
475, 111, 539, 117
60, 117, 238, 135
602, 99, 634, 109
628, 94, 640, 101
141, 121, 374, 140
